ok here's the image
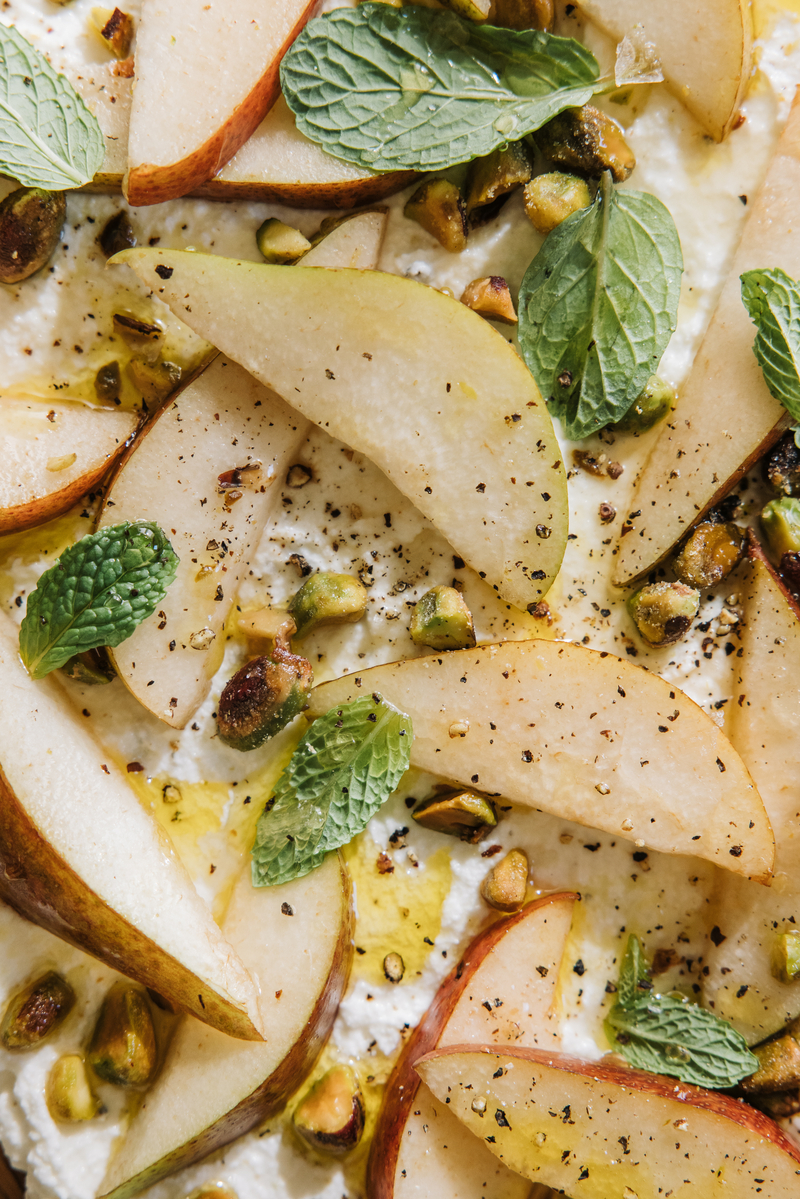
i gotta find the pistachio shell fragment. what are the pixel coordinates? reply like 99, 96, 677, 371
673, 521, 745, 590
460, 276, 517, 325
465, 141, 533, 220
627, 581, 700, 647
217, 626, 313, 752
409, 585, 477, 649
412, 789, 497, 842
535, 105, 636, 182
761, 497, 800, 560
481, 848, 529, 912
611, 375, 675, 434
289, 573, 367, 640
0, 188, 66, 284
293, 1065, 365, 1156
256, 218, 312, 264
765, 432, 800, 497
46, 1055, 103, 1122
1, 971, 75, 1050
99, 211, 136, 259
90, 7, 135, 58
404, 179, 468, 253
87, 982, 157, 1088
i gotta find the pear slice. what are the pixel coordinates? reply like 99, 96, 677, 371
369, 892, 576, 1199
0, 614, 262, 1041
416, 1047, 800, 1196
114, 249, 568, 611
299, 210, 388, 269
576, 0, 751, 141
704, 538, 800, 1042
612, 95, 800, 588
126, 0, 318, 205
99, 853, 352, 1199
0, 397, 137, 534
307, 640, 773, 881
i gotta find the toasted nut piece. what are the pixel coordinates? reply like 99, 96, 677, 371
765, 432, 800, 497
611, 374, 675, 434
441, 0, 491, 19
410, 585, 477, 650
99, 211, 136, 259
536, 105, 635, 182
404, 179, 468, 253
0, 187, 66, 284
128, 358, 181, 405
217, 625, 313, 752
256, 218, 312, 264
774, 929, 800, 984
189, 1189, 238, 1199
523, 171, 591, 235
46, 1055, 103, 1122
627, 581, 700, 647
481, 848, 529, 912
1, 971, 75, 1051
61, 649, 116, 686
752, 1089, 800, 1119
762, 497, 800, 561
460, 276, 518, 325
673, 521, 745, 590
87, 982, 157, 1088
91, 7, 134, 58
293, 1065, 365, 1156
490, 0, 554, 29
289, 573, 367, 640
740, 1022, 800, 1094
465, 141, 533, 220
383, 952, 405, 983
781, 550, 800, 594
113, 312, 162, 363
413, 789, 497, 842
94, 360, 122, 403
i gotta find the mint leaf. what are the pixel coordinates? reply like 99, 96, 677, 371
0, 22, 105, 189
518, 172, 683, 440
19, 522, 179, 679
617, 933, 652, 1010
252, 694, 413, 887
280, 4, 599, 173
741, 268, 800, 423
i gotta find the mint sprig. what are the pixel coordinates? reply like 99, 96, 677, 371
280, 5, 599, 173
604, 935, 758, 1090
519, 172, 683, 440
0, 22, 105, 189
741, 267, 800, 424
19, 522, 179, 679
252, 694, 412, 887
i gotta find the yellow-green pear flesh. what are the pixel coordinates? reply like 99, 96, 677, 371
0, 397, 137, 534
308, 641, 773, 881
704, 541, 800, 1042
416, 1047, 800, 1196
299, 209, 388, 269
113, 250, 568, 611
98, 854, 352, 1199
575, 0, 751, 141
0, 613, 263, 1041
613, 92, 800, 587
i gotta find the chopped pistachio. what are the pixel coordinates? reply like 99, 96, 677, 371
217, 624, 313, 751
611, 375, 675, 434
90, 7, 134, 58
87, 982, 157, 1088
0, 187, 66, 284
460, 276, 517, 325
94, 360, 122, 404
256, 218, 312, 264
765, 432, 800, 497
781, 550, 800, 594
289, 573, 367, 640
413, 789, 497, 841
465, 141, 533, 221
61, 649, 116, 686
441, 0, 491, 19
190, 1190, 238, 1199
535, 105, 636, 182
774, 929, 800, 984
627, 582, 700, 647
383, 952, 405, 983
99, 211, 136, 259
46, 1055, 103, 1123
523, 171, 592, 235
762, 497, 800, 560
404, 179, 468, 253
128, 358, 181, 405
481, 848, 529, 912
673, 521, 745, 590
490, 0, 554, 29
739, 1021, 800, 1094
410, 585, 477, 650
1, 972, 75, 1051
293, 1065, 365, 1156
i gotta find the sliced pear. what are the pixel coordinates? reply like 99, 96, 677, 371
704, 538, 800, 1042
126, 0, 318, 205
416, 1047, 800, 1196
307, 640, 773, 881
368, 892, 576, 1199
99, 853, 352, 1199
299, 209, 388, 269
114, 250, 568, 611
0, 613, 262, 1041
576, 0, 751, 141
613, 95, 800, 588
0, 397, 137, 534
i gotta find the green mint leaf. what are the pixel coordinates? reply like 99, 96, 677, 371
604, 995, 759, 1090
19, 522, 179, 679
616, 934, 652, 1010
0, 22, 105, 189
518, 172, 683, 440
251, 694, 413, 887
741, 267, 800, 424
280, 4, 599, 173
